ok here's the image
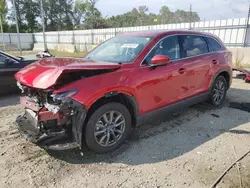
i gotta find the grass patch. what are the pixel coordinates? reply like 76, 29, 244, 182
50, 50, 84, 58
232, 49, 250, 68
233, 63, 250, 68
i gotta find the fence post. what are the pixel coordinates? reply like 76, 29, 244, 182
223, 19, 228, 43
244, 5, 250, 47
32, 33, 35, 50
58, 31, 60, 45
9, 33, 11, 44
91, 31, 94, 45
72, 30, 76, 52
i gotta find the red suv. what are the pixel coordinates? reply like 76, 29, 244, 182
15, 30, 232, 153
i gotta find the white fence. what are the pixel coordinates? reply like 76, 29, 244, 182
1, 17, 250, 51
1, 33, 33, 50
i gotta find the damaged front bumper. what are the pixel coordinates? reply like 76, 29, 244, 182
16, 96, 87, 150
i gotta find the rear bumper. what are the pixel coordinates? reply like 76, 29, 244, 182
16, 115, 79, 150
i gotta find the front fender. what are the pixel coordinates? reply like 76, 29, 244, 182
74, 87, 138, 110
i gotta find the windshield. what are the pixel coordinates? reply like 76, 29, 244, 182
85, 36, 153, 63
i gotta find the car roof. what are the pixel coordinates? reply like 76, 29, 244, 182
119, 29, 217, 38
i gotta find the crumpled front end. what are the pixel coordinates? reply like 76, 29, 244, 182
16, 82, 87, 150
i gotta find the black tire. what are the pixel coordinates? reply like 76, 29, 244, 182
209, 76, 227, 107
85, 102, 131, 153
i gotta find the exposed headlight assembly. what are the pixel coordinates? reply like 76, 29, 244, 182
51, 89, 78, 102
46, 89, 78, 114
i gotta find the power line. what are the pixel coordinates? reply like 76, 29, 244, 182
189, 4, 192, 30
40, 0, 47, 50
12, 0, 22, 56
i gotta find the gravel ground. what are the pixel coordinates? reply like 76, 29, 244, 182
0, 78, 250, 188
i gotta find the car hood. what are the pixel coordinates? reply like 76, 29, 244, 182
15, 58, 121, 89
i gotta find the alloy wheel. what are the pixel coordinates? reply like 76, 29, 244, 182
212, 80, 225, 105
94, 111, 126, 147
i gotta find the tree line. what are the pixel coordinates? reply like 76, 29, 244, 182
0, 0, 200, 33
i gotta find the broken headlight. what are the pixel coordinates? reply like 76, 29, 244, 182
51, 89, 78, 103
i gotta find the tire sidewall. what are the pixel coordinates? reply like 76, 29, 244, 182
85, 102, 131, 153
210, 76, 227, 106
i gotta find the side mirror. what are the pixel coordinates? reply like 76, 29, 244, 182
150, 55, 171, 67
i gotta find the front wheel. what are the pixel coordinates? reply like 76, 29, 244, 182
85, 103, 131, 153
209, 76, 227, 106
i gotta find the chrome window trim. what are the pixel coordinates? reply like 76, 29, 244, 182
140, 33, 223, 66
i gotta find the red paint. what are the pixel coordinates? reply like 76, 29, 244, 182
151, 55, 171, 65
38, 111, 60, 122
15, 30, 232, 116
20, 96, 40, 111
15, 58, 121, 89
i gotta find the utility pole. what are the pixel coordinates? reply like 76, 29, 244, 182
244, 4, 250, 47
189, 4, 192, 30
13, 0, 22, 56
0, 14, 5, 51
40, 0, 47, 50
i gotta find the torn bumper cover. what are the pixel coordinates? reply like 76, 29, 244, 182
16, 96, 87, 150
232, 67, 250, 82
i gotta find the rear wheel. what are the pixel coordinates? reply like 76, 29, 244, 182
85, 102, 131, 153
209, 76, 227, 106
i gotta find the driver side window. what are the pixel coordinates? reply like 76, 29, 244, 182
144, 36, 180, 65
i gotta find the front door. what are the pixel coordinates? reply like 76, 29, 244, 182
137, 35, 187, 114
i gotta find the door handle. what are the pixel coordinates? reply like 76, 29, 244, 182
212, 59, 219, 64
178, 68, 186, 74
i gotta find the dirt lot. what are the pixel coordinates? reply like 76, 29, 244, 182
0, 79, 250, 188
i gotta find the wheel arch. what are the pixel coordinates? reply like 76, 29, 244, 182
84, 91, 139, 129
209, 69, 231, 92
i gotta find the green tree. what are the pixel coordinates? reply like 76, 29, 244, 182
9, 0, 40, 32
9, 0, 26, 32
22, 0, 39, 32
158, 6, 174, 24
5, 1, 201, 32
43, 0, 74, 31
0, 0, 8, 31
72, 0, 86, 26
76, 0, 109, 29
138, 5, 148, 25
173, 9, 200, 23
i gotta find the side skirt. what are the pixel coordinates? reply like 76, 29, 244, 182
136, 92, 209, 126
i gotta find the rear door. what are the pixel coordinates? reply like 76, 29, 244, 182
178, 35, 212, 99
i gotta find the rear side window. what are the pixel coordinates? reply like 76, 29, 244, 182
206, 37, 221, 52
181, 35, 209, 57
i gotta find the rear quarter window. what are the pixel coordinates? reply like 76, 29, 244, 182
206, 37, 222, 52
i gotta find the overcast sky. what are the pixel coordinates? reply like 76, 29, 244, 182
96, 0, 249, 20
